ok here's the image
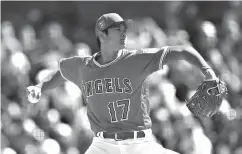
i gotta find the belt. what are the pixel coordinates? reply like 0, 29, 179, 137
96, 130, 146, 141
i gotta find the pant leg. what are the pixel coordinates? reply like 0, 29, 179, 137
84, 143, 107, 154
84, 137, 120, 154
140, 142, 179, 154
123, 139, 180, 154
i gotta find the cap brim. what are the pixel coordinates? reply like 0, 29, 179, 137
108, 19, 134, 30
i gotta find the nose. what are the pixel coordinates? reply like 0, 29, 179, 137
121, 33, 125, 37
121, 28, 126, 36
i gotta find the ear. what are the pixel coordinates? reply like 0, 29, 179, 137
97, 30, 107, 42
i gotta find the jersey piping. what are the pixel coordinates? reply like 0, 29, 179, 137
159, 46, 170, 69
93, 49, 124, 68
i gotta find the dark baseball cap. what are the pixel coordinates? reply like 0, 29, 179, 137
95, 13, 133, 35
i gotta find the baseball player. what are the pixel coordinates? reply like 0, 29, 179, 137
27, 13, 221, 154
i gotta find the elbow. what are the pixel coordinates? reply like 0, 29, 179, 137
178, 45, 203, 62
182, 45, 195, 53
164, 45, 199, 63
181, 46, 200, 57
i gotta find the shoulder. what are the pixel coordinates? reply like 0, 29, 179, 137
60, 56, 91, 63
126, 47, 169, 54
122, 47, 169, 58
60, 56, 82, 62
141, 47, 169, 54
59, 56, 92, 68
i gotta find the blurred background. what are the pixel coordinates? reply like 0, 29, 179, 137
1, 1, 242, 154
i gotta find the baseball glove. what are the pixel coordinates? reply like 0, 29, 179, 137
186, 79, 228, 118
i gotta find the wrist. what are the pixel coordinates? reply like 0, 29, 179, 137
203, 68, 217, 80
36, 83, 43, 89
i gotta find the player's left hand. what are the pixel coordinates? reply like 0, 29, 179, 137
186, 78, 228, 118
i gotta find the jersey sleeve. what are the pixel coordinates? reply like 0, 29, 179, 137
59, 56, 83, 83
137, 46, 170, 73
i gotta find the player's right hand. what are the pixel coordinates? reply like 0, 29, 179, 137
26, 86, 42, 103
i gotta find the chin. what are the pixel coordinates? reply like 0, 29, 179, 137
119, 43, 126, 48
120, 40, 126, 47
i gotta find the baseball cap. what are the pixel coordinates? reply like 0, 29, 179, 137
95, 13, 132, 35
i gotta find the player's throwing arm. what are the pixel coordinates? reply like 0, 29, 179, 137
26, 70, 66, 103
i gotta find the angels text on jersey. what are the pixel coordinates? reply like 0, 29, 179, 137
81, 77, 133, 98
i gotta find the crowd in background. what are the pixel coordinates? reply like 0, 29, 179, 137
1, 1, 242, 154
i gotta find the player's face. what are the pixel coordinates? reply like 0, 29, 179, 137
107, 23, 127, 47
